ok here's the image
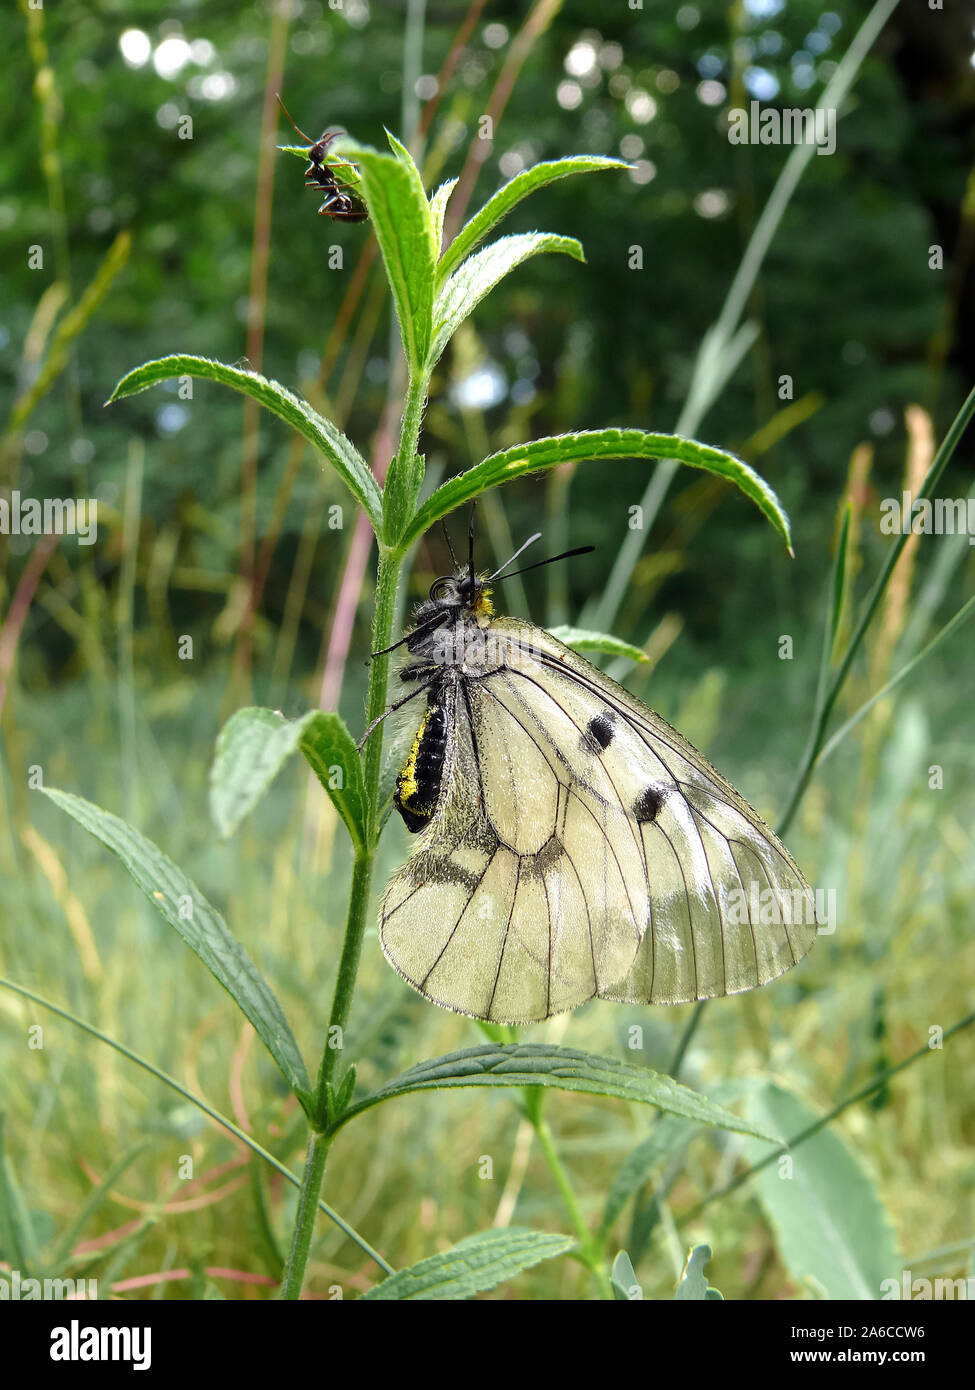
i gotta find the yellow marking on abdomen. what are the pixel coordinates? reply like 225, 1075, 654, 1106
398, 705, 432, 807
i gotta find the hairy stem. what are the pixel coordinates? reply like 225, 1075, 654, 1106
279, 1133, 328, 1300
278, 400, 410, 1298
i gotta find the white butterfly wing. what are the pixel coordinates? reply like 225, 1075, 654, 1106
379, 676, 644, 1023
379, 616, 817, 1023
490, 618, 818, 1007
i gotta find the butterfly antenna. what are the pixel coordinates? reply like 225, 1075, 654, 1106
275, 92, 313, 144
440, 519, 459, 569
491, 544, 595, 583
487, 532, 542, 581
465, 502, 477, 600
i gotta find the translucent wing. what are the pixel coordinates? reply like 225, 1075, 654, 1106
379, 618, 817, 1023
379, 679, 644, 1023
488, 618, 818, 1008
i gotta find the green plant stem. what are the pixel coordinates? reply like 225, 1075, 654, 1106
666, 1000, 706, 1080
527, 1099, 613, 1300
316, 851, 374, 1113
280, 412, 411, 1299
815, 588, 975, 768
279, 1133, 329, 1299
385, 371, 430, 545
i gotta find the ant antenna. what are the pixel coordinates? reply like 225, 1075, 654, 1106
274, 93, 313, 145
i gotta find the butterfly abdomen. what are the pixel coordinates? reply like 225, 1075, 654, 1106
394, 698, 448, 833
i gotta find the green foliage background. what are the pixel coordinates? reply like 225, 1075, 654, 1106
1, 0, 973, 1300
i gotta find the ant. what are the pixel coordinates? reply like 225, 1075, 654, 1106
275, 94, 368, 223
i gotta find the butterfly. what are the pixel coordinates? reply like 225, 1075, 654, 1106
369, 519, 817, 1024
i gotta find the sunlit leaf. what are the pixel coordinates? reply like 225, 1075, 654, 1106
400, 429, 793, 554
430, 177, 459, 261
108, 355, 381, 530
429, 233, 583, 369
675, 1244, 723, 1300
438, 156, 627, 281
331, 1044, 780, 1140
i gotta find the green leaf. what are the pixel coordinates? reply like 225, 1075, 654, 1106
547, 625, 649, 665
297, 712, 368, 852
610, 1249, 641, 1301
675, 1244, 723, 1300
600, 1115, 700, 1236
429, 233, 583, 370
210, 707, 366, 851
333, 1065, 357, 1117
0, 1113, 37, 1273
361, 1228, 574, 1300
210, 708, 297, 840
430, 177, 459, 261
438, 156, 628, 282
337, 138, 435, 374
38, 788, 312, 1108
743, 1082, 899, 1299
400, 429, 792, 554
107, 355, 381, 531
332, 1044, 781, 1140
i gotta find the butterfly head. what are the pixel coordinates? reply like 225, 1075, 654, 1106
415, 567, 495, 630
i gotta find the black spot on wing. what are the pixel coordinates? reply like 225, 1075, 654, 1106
634, 786, 666, 823
521, 834, 566, 880
584, 711, 616, 753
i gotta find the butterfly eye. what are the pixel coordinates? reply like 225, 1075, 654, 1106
429, 577, 452, 602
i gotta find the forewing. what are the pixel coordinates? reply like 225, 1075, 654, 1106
489, 618, 818, 1005
379, 675, 643, 1023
